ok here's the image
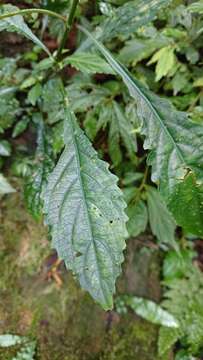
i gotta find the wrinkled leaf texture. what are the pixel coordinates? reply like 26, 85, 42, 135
80, 26, 203, 236
44, 96, 128, 310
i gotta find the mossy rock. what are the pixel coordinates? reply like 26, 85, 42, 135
0, 186, 172, 359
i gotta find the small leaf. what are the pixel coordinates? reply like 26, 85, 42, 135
148, 46, 176, 81
0, 4, 51, 56
0, 334, 23, 347
27, 82, 42, 106
98, 101, 137, 166
44, 100, 128, 310
0, 174, 16, 194
158, 326, 180, 356
13, 340, 36, 360
126, 200, 148, 237
12, 117, 29, 138
147, 186, 177, 249
0, 140, 12, 156
163, 249, 195, 283
168, 172, 203, 236
126, 296, 179, 327
42, 78, 64, 124
63, 52, 115, 75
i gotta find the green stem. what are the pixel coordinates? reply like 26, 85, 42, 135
55, 0, 79, 62
132, 167, 149, 205
0, 9, 66, 22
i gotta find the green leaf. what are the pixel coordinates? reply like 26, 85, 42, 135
147, 187, 177, 249
168, 172, 203, 236
0, 334, 23, 347
98, 101, 137, 166
148, 45, 176, 81
12, 117, 29, 138
112, 101, 137, 162
0, 174, 16, 195
126, 200, 148, 237
163, 249, 195, 283
162, 267, 203, 354
0, 90, 20, 133
27, 82, 42, 106
100, 0, 172, 41
158, 326, 181, 356
63, 52, 115, 75
0, 335, 36, 360
80, 27, 203, 236
14, 340, 36, 360
126, 296, 179, 327
189, 1, 203, 14
119, 36, 169, 66
42, 78, 64, 124
175, 351, 197, 360
0, 140, 12, 156
25, 117, 54, 220
0, 5, 51, 56
43, 102, 127, 310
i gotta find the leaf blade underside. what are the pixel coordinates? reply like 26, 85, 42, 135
44, 103, 127, 310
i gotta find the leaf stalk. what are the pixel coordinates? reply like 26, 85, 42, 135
55, 0, 80, 62
0, 9, 66, 22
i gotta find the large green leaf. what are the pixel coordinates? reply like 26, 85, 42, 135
43, 101, 127, 310
0, 5, 51, 56
80, 27, 203, 236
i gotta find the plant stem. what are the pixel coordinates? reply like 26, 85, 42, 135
55, 0, 79, 62
132, 167, 149, 205
0, 9, 66, 22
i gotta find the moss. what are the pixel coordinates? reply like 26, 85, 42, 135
100, 316, 158, 360
0, 188, 173, 360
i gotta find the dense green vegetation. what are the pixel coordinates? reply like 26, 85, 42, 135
0, 0, 203, 359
